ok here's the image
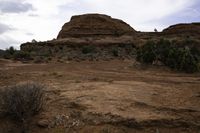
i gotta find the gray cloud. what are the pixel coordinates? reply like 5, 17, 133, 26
0, 23, 13, 34
0, 36, 20, 50
0, 1, 33, 13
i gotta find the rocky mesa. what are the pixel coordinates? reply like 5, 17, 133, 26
57, 14, 136, 38
20, 13, 200, 61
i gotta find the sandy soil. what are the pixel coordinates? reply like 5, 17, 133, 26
0, 59, 200, 133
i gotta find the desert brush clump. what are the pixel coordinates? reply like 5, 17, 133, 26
0, 82, 46, 133
136, 39, 200, 73
13, 51, 32, 60
2, 46, 32, 61
136, 40, 157, 64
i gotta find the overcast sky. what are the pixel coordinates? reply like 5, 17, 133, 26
0, 0, 199, 49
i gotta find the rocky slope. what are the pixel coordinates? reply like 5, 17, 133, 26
20, 14, 200, 61
21, 36, 137, 61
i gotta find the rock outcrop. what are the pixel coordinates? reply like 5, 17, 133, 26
21, 36, 137, 61
57, 14, 136, 39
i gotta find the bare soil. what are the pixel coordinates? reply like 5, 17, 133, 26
0, 59, 200, 133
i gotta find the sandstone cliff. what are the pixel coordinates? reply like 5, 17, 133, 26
57, 14, 136, 39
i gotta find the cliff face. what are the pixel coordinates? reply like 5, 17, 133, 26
57, 14, 136, 39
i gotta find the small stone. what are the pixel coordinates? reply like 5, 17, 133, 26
37, 119, 49, 128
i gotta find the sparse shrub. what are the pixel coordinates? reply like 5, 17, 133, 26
82, 45, 96, 54
13, 51, 32, 60
136, 39, 200, 73
3, 47, 33, 61
0, 82, 46, 132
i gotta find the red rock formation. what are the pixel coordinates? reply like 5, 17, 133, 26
57, 14, 136, 39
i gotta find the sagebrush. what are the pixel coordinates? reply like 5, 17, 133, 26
0, 82, 46, 132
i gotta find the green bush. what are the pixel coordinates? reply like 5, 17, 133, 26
6, 46, 15, 55
163, 47, 199, 73
136, 39, 200, 73
3, 46, 17, 59
13, 51, 32, 60
2, 46, 33, 61
136, 41, 157, 64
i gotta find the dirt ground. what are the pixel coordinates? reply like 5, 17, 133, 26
0, 59, 200, 133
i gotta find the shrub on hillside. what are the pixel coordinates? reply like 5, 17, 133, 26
0, 82, 46, 132
2, 46, 32, 61
13, 51, 32, 60
136, 39, 200, 73
136, 41, 157, 64
163, 46, 200, 73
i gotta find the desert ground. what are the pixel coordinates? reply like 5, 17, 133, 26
0, 59, 200, 133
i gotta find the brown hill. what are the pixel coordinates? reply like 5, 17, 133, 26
163, 22, 200, 35
57, 14, 136, 39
